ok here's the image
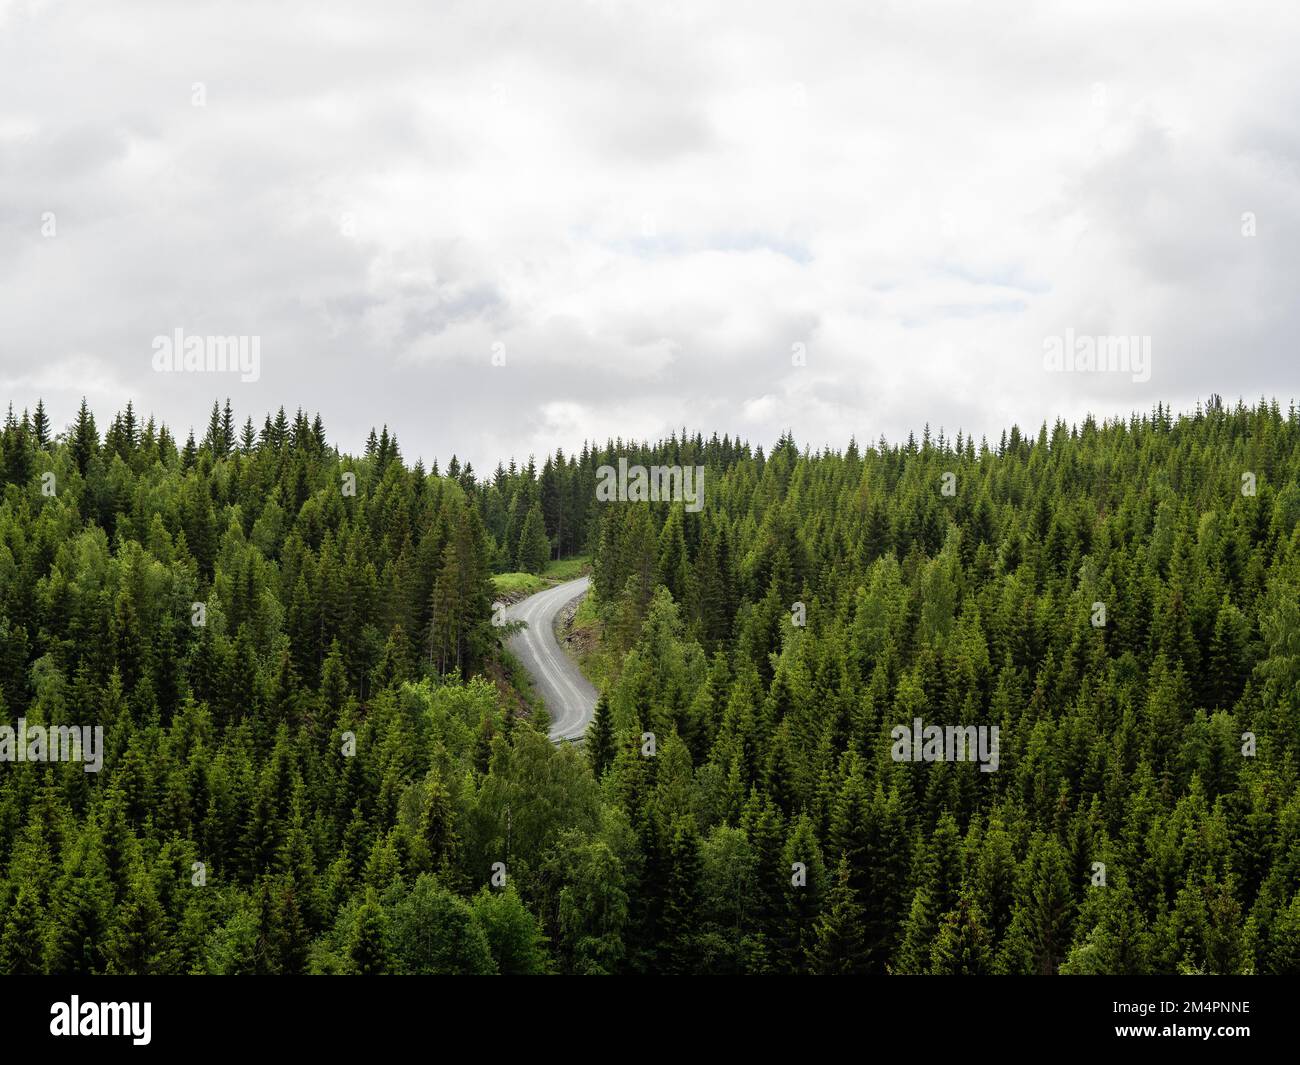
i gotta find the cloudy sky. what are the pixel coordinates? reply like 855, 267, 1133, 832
2, 0, 1297, 470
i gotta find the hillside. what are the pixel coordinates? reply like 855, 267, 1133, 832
0, 397, 1297, 974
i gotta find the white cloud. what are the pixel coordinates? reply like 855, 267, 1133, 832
1, 0, 1297, 467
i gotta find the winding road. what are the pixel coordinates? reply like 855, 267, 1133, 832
502, 576, 598, 743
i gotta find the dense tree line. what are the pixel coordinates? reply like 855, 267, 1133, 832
0, 396, 1297, 974
584, 398, 1300, 974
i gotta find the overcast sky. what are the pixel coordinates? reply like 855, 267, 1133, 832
2, 0, 1297, 470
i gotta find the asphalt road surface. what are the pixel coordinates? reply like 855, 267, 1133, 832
502, 576, 598, 743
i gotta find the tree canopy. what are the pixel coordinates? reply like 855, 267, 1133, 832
0, 396, 1297, 975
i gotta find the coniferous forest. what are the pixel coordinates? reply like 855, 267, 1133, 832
1, 395, 1298, 976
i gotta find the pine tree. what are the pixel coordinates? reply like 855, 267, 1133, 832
346, 889, 391, 975
929, 893, 993, 975
418, 770, 459, 874
781, 813, 826, 973
659, 819, 703, 973
32, 398, 50, 449
70, 397, 98, 474
586, 695, 615, 779
517, 504, 551, 574
104, 868, 178, 974
809, 858, 868, 975
1022, 834, 1076, 976
0, 889, 44, 974
205, 401, 225, 457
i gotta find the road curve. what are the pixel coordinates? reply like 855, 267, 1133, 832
502, 576, 598, 743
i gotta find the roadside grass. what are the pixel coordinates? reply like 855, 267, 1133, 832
566, 591, 616, 691
492, 554, 592, 599
492, 571, 548, 598
493, 644, 546, 724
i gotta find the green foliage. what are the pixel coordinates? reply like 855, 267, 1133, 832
469, 884, 551, 974
517, 505, 551, 575
386, 876, 493, 975
1, 398, 1299, 975
576, 403, 1300, 975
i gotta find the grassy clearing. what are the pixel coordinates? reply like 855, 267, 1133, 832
544, 554, 591, 581
492, 554, 592, 599
492, 571, 549, 598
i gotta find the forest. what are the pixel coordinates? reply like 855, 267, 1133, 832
0, 395, 1297, 975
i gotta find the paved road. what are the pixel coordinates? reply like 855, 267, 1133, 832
502, 576, 598, 743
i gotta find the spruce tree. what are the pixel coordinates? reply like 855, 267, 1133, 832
346, 889, 390, 975
517, 504, 551, 574
809, 858, 868, 975
586, 695, 615, 779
